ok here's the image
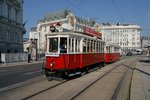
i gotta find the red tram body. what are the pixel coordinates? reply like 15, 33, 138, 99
45, 53, 105, 72
44, 30, 120, 78
105, 44, 121, 63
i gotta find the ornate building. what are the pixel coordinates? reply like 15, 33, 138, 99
29, 9, 99, 53
99, 23, 141, 54
0, 0, 24, 53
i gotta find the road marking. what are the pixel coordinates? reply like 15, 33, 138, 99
24, 70, 42, 75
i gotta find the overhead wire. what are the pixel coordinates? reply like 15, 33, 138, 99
111, 0, 124, 22
65, 0, 93, 19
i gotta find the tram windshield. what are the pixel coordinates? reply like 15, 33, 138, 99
49, 38, 58, 52
60, 37, 67, 53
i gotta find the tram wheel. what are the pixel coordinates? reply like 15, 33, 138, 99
98, 64, 102, 68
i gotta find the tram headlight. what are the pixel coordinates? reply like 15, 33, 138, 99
50, 61, 54, 67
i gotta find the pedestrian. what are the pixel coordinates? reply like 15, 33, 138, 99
28, 53, 31, 63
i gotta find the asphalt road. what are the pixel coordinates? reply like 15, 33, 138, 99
0, 62, 43, 88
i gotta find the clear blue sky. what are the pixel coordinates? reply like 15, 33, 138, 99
23, 0, 150, 38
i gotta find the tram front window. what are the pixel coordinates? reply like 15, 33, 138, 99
49, 38, 58, 52
60, 37, 67, 53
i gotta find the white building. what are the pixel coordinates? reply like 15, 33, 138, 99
99, 23, 141, 54
0, 0, 25, 53
29, 9, 99, 53
141, 36, 150, 48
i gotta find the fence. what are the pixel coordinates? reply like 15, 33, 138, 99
0, 53, 28, 63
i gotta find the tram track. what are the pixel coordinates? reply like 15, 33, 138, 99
111, 60, 137, 100
22, 80, 68, 100
0, 78, 68, 100
70, 59, 138, 100
22, 59, 134, 100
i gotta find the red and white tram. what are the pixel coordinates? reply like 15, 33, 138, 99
44, 31, 105, 77
105, 44, 121, 63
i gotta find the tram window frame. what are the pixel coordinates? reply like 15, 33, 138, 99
83, 39, 87, 53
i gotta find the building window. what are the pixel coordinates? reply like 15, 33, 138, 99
15, 49, 18, 53
17, 33, 19, 43
8, 5, 11, 20
0, 2, 2, 16
7, 49, 10, 53
6, 31, 9, 42
10, 31, 13, 42
15, 10, 19, 22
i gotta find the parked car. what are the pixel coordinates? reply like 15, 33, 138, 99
126, 52, 132, 56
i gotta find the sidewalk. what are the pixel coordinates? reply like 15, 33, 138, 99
130, 57, 150, 100
0, 60, 44, 68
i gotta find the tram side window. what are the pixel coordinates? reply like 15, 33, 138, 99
75, 39, 77, 52
93, 41, 96, 53
102, 43, 104, 53
96, 41, 98, 53
77, 40, 80, 52
106, 46, 108, 53
91, 41, 94, 53
114, 47, 119, 53
109, 47, 111, 53
99, 42, 101, 53
72, 39, 74, 52
74, 39, 80, 52
49, 38, 58, 52
69, 38, 72, 53
87, 40, 90, 53
83, 39, 87, 53
98, 42, 100, 53
60, 37, 67, 53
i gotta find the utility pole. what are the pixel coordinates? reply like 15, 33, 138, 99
148, 9, 150, 61
148, 10, 150, 46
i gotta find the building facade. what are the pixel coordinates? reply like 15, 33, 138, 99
29, 9, 99, 53
99, 23, 141, 54
0, 0, 24, 53
141, 36, 150, 48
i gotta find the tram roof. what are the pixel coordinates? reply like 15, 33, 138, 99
46, 32, 103, 41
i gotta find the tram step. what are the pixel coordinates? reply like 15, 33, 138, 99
68, 72, 81, 77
